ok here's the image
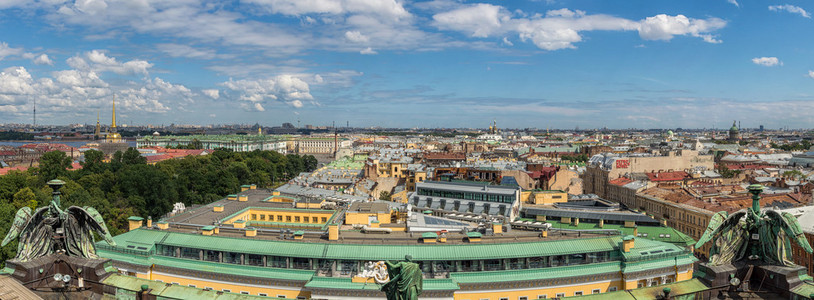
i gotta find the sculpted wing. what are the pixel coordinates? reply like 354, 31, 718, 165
1, 207, 32, 247
765, 210, 812, 254
66, 206, 117, 246
696, 211, 745, 249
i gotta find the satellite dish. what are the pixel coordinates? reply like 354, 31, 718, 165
729, 277, 741, 286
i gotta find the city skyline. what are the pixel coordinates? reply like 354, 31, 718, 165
1, 0, 814, 128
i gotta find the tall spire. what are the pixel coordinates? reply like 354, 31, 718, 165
111, 95, 117, 129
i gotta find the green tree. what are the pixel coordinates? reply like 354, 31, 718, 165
379, 191, 392, 201
81, 149, 106, 174
122, 147, 147, 165
38, 151, 72, 181
12, 187, 38, 210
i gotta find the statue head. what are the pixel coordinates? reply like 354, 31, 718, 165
404, 255, 412, 262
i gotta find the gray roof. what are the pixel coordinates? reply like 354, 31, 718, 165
522, 207, 660, 224
417, 180, 519, 196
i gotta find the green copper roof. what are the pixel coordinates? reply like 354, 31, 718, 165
304, 277, 459, 291
102, 274, 286, 299
451, 262, 620, 284
421, 232, 438, 238
103, 228, 693, 263
622, 255, 697, 273
128, 216, 144, 221
466, 232, 482, 238
544, 220, 695, 247
570, 278, 708, 299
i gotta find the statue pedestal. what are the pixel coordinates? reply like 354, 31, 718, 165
697, 260, 809, 297
3, 253, 114, 297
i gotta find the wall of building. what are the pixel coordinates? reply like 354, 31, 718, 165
345, 211, 392, 225
225, 208, 334, 225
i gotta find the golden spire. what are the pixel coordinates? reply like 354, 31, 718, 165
111, 95, 117, 129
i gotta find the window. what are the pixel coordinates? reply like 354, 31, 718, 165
537, 296, 547, 299
188, 284, 196, 288
260, 214, 265, 221
204, 287, 213, 291
520, 297, 528, 300
286, 216, 292, 222
171, 282, 179, 285
251, 214, 257, 220
321, 217, 327, 223
592, 289, 600, 294
609, 287, 618, 292
575, 291, 583, 296
312, 217, 318, 223
259, 293, 268, 297
295, 216, 300, 222
556, 294, 565, 298
277, 295, 286, 298
500, 298, 508, 300
222, 289, 231, 292
278, 215, 283, 222
241, 291, 250, 295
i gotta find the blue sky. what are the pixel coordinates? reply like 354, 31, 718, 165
1, 0, 813, 129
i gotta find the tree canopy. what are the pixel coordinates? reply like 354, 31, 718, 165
0, 148, 317, 267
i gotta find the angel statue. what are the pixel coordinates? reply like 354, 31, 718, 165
696, 184, 812, 266
1, 180, 116, 261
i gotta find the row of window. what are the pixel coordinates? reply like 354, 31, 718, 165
462, 288, 617, 300
417, 188, 516, 203
154, 280, 304, 299
250, 214, 327, 224
155, 245, 615, 276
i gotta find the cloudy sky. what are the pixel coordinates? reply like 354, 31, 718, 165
1, 0, 813, 129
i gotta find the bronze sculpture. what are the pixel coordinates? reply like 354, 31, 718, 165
381, 255, 423, 300
696, 184, 812, 266
1, 180, 116, 261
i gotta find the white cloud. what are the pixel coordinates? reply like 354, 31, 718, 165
727, 0, 739, 7
221, 75, 313, 108
245, 0, 410, 20
254, 103, 265, 111
345, 31, 369, 43
751, 57, 782, 67
432, 3, 508, 38
68, 50, 153, 75
52, 70, 108, 87
202, 89, 220, 99
807, 70, 814, 79
432, 5, 726, 51
75, 0, 108, 15
156, 44, 217, 59
0, 67, 35, 95
638, 14, 725, 43
290, 100, 303, 108
35, 54, 54, 65
502, 37, 513, 46
360, 47, 377, 54
769, 4, 811, 18
0, 42, 24, 60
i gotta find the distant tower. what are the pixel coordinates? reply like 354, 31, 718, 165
94, 110, 101, 140
728, 120, 740, 141
33, 98, 36, 127
105, 96, 122, 143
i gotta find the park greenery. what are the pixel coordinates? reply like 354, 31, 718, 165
0, 148, 317, 267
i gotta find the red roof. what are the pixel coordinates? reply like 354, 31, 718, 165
0, 166, 28, 175
646, 171, 689, 182
609, 177, 633, 186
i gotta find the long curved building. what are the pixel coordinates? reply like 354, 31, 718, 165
98, 186, 697, 300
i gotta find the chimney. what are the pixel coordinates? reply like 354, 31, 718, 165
622, 236, 635, 252
128, 216, 144, 231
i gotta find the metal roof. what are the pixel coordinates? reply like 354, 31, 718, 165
106, 228, 644, 261
523, 207, 659, 224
